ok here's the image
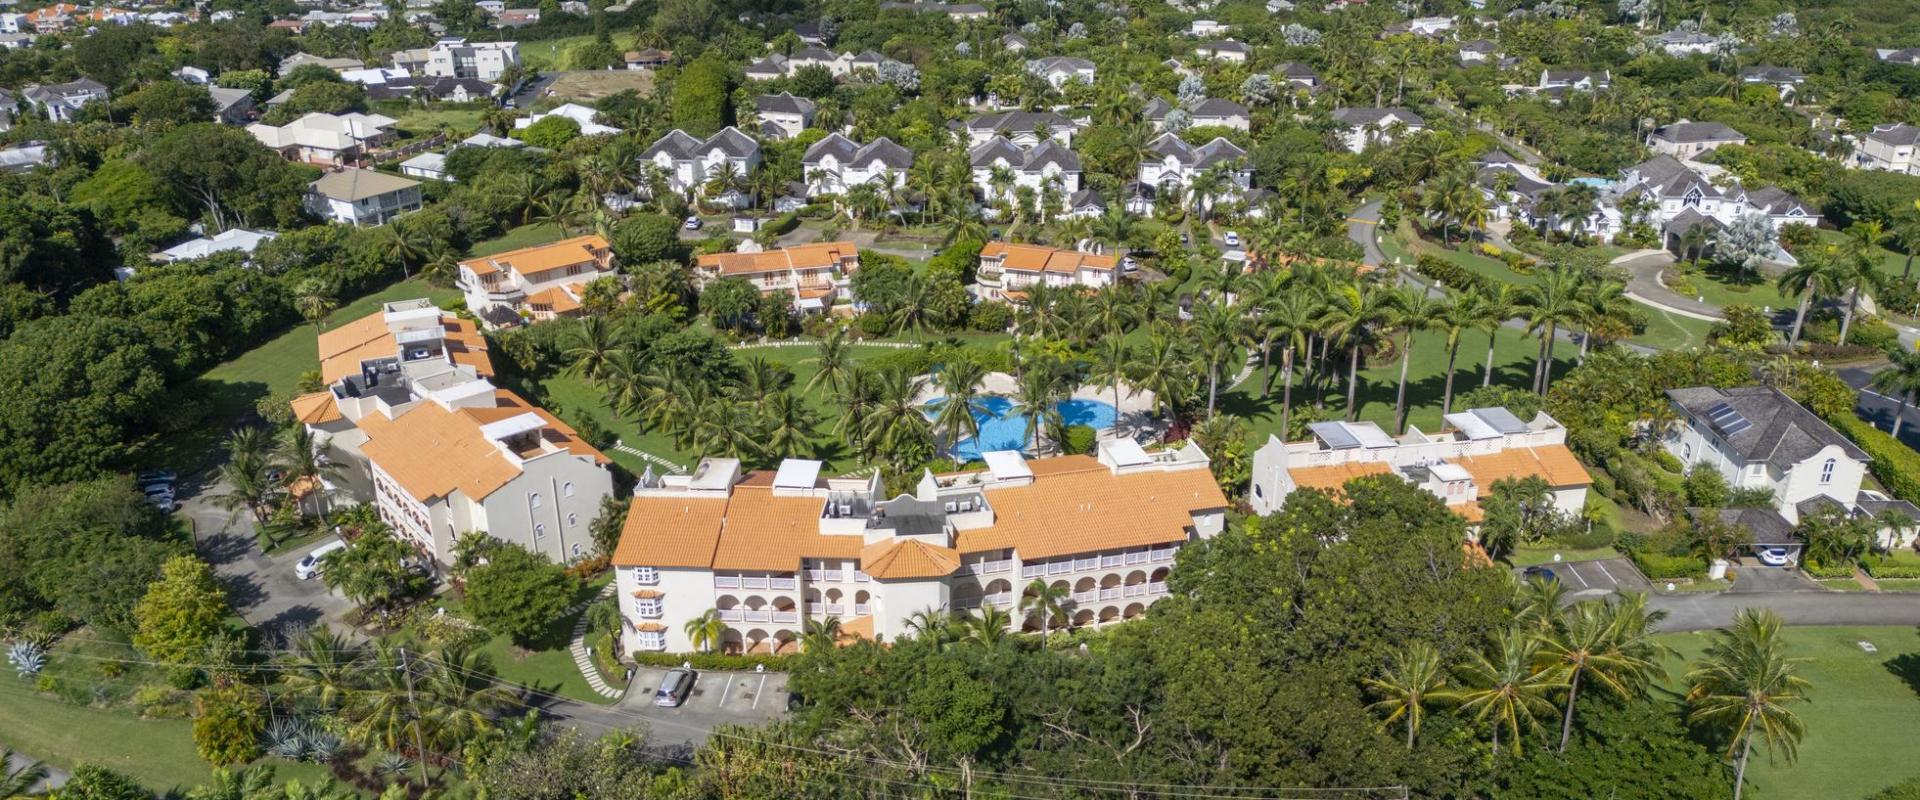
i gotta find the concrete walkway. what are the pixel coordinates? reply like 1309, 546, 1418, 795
1613, 250, 1726, 322
566, 582, 624, 700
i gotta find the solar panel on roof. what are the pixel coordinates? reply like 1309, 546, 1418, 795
1309, 422, 1361, 450
1705, 402, 1753, 437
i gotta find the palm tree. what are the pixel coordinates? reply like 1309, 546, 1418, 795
1094, 207, 1136, 256
758, 391, 819, 461
802, 325, 853, 396
863, 367, 933, 461
1522, 265, 1583, 395
903, 606, 956, 645
1775, 250, 1847, 349
1838, 222, 1889, 346
1539, 598, 1666, 752
1513, 574, 1568, 634
294, 279, 338, 330
800, 616, 842, 652
279, 425, 346, 519
1130, 328, 1191, 423
1389, 287, 1445, 434
1086, 283, 1139, 339
1191, 301, 1244, 418
1, 748, 49, 798
1474, 284, 1519, 388
1019, 578, 1070, 634
1259, 289, 1318, 438
1321, 282, 1398, 421
211, 427, 284, 532
1012, 367, 1066, 454
564, 316, 623, 385
965, 605, 1012, 646
1365, 642, 1448, 749
684, 609, 727, 653
1437, 291, 1485, 416
417, 644, 516, 751
1686, 609, 1812, 800
1443, 629, 1565, 756
1870, 345, 1920, 439
931, 358, 989, 448
1090, 337, 1133, 437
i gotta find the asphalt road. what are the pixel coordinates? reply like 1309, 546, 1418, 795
178, 489, 357, 646
1347, 199, 1386, 267
1649, 592, 1920, 632
1838, 366, 1920, 452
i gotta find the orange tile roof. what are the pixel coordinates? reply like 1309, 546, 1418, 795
861, 539, 961, 579
632, 588, 663, 598
695, 241, 857, 276
613, 496, 729, 568
1457, 445, 1592, 495
630, 621, 667, 632
980, 241, 1117, 274
1452, 501, 1485, 523
954, 456, 1227, 559
1286, 461, 1393, 493
289, 391, 343, 425
839, 615, 875, 642
526, 283, 584, 314
356, 389, 606, 504
315, 309, 492, 384
710, 485, 865, 571
458, 235, 609, 279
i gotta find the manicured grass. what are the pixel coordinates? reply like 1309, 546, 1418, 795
1381, 222, 1539, 286
1814, 229, 1913, 281
397, 577, 617, 705
1873, 578, 1920, 592
471, 223, 569, 257
1817, 578, 1870, 592
1630, 304, 1715, 351
1508, 546, 1618, 567
519, 34, 640, 71
1668, 261, 1796, 313
1654, 626, 1920, 800
387, 106, 489, 138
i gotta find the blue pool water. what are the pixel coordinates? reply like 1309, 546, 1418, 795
925, 396, 1117, 461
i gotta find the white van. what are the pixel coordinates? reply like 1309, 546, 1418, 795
295, 539, 349, 580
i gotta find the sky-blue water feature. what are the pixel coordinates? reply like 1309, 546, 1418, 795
924, 395, 1118, 461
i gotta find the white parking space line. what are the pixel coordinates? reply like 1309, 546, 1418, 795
717, 675, 734, 707
1592, 560, 1617, 585
1561, 563, 1589, 589
751, 675, 766, 710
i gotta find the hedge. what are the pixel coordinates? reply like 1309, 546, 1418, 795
1802, 558, 1856, 579
629, 652, 794, 672
1824, 413, 1920, 508
1863, 558, 1920, 580
1628, 550, 1707, 580
1412, 254, 1490, 294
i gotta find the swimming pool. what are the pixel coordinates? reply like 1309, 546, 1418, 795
924, 395, 1118, 461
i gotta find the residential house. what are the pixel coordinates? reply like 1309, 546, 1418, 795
693, 241, 860, 312
1612, 154, 1819, 254
457, 235, 616, 326
1189, 18, 1227, 36
1407, 15, 1455, 36
208, 86, 257, 125
1000, 34, 1028, 52
754, 92, 816, 140
0, 12, 27, 33
398, 152, 449, 181
611, 442, 1225, 653
1652, 29, 1717, 56
21, 78, 108, 122
152, 229, 279, 263
1538, 69, 1610, 94
624, 48, 671, 69
1275, 62, 1320, 89
249, 112, 398, 166
1329, 107, 1426, 152
1740, 66, 1806, 98
1194, 39, 1249, 62
1025, 56, 1095, 88
801, 134, 913, 196
1144, 97, 1250, 131
493, 8, 539, 26
1457, 39, 1498, 64
1874, 48, 1920, 66
968, 137, 1081, 205
0, 140, 49, 173
516, 103, 622, 136
364, 76, 497, 103
305, 168, 423, 226
0, 32, 33, 50
1248, 408, 1591, 526
1854, 123, 1920, 175
1130, 134, 1251, 214
746, 48, 905, 80
641, 127, 762, 201
295, 299, 614, 565
278, 52, 364, 74
1648, 120, 1746, 158
963, 110, 1077, 147
390, 38, 520, 82
975, 241, 1117, 300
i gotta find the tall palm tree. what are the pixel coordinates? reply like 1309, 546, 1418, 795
1513, 574, 1569, 634
863, 367, 934, 463
1094, 207, 1137, 256
1260, 289, 1319, 438
1090, 337, 1133, 438
1019, 578, 1070, 634
1775, 249, 1847, 350
1130, 328, 1192, 423
1365, 641, 1448, 749
1870, 345, 1920, 439
1086, 283, 1139, 339
1474, 284, 1519, 388
1522, 265, 1583, 395
1012, 367, 1066, 454
417, 644, 516, 751
1321, 282, 1398, 421
1539, 599, 1666, 752
802, 325, 854, 396
684, 609, 727, 653
758, 391, 819, 461
1686, 609, 1812, 800
279, 425, 346, 519
1389, 287, 1445, 434
1838, 222, 1889, 346
564, 316, 623, 385
931, 358, 989, 448
211, 427, 284, 531
1443, 629, 1565, 756
1437, 291, 1485, 416
1191, 300, 1245, 418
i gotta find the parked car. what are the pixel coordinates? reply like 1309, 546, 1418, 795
1757, 546, 1792, 567
143, 485, 176, 511
1521, 565, 1558, 584
295, 539, 350, 581
655, 668, 696, 708
682, 216, 702, 230
137, 470, 176, 488
1223, 231, 1241, 247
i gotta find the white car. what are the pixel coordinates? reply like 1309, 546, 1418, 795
682, 216, 703, 230
296, 539, 349, 581
1756, 546, 1791, 568
1222, 231, 1241, 247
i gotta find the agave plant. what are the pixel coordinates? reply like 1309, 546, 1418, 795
264, 718, 311, 760
7, 642, 45, 678
375, 753, 412, 778
305, 730, 342, 764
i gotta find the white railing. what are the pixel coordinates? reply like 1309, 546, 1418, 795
853, 603, 871, 615
853, 571, 870, 583
984, 592, 1014, 608
1151, 547, 1176, 562
1148, 581, 1168, 594
980, 559, 1013, 574
1047, 561, 1071, 576
1101, 554, 1123, 568
1099, 587, 1123, 601
954, 596, 980, 609
806, 569, 845, 582
743, 576, 771, 590
1073, 557, 1098, 571
743, 610, 772, 624
1021, 564, 1045, 579
821, 603, 845, 615
770, 577, 798, 591
1072, 590, 1097, 604
1125, 551, 1147, 564
772, 611, 801, 625
717, 609, 744, 622
1125, 584, 1148, 597
714, 576, 741, 589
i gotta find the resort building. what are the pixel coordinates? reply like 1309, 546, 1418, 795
641, 127, 761, 201
800, 133, 913, 197
457, 235, 617, 327
694, 241, 859, 312
611, 441, 1227, 654
1248, 407, 1591, 523
291, 299, 614, 565
975, 241, 1118, 301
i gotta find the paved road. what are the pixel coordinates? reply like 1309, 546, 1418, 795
179, 489, 357, 646
1838, 366, 1920, 453
1347, 199, 1385, 267
1613, 250, 1725, 321
5, 752, 66, 792
1649, 592, 1920, 632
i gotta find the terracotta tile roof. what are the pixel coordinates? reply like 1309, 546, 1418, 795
458, 235, 609, 279
860, 539, 961, 579
695, 241, 858, 276
315, 310, 492, 384
526, 283, 584, 314
980, 241, 1117, 274
630, 621, 667, 632
1452, 501, 1485, 523
632, 588, 663, 598
613, 496, 728, 568
954, 456, 1227, 559
1457, 444, 1591, 494
1286, 461, 1393, 492
356, 389, 605, 504
839, 615, 875, 641
710, 485, 865, 571
289, 391, 343, 425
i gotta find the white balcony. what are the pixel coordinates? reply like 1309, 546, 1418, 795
717, 609, 744, 622
854, 603, 871, 615
1149, 581, 1168, 594
980, 558, 1013, 574
743, 610, 772, 624
1099, 587, 1123, 601
1072, 590, 1097, 604
714, 576, 741, 589
983, 593, 1014, 608
770, 577, 798, 591
853, 571, 871, 583
806, 569, 845, 582
742, 576, 771, 590
772, 611, 800, 625
821, 603, 845, 615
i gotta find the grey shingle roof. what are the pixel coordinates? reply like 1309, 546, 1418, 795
967, 136, 1079, 171
754, 92, 816, 116
1330, 107, 1425, 127
804, 133, 912, 169
966, 110, 1076, 135
1867, 123, 1920, 147
1667, 386, 1869, 470
1714, 507, 1796, 544
644, 128, 759, 160
1652, 121, 1745, 143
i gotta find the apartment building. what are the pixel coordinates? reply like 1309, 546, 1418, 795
801, 133, 913, 197
693, 241, 859, 311
305, 168, 422, 226
293, 299, 614, 564
975, 241, 1117, 301
1853, 124, 1920, 175
1248, 407, 1591, 523
249, 112, 398, 166
611, 441, 1227, 654
391, 37, 520, 82
457, 234, 616, 327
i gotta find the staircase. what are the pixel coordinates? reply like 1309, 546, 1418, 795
567, 582, 625, 700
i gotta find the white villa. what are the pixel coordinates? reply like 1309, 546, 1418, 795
641, 127, 762, 200
516, 103, 622, 136
457, 235, 616, 327
1853, 124, 1920, 175
305, 168, 422, 227
1330, 107, 1427, 153
248, 112, 397, 166
968, 138, 1082, 203
801, 134, 913, 197
390, 37, 520, 82
1130, 133, 1251, 214
693, 241, 860, 312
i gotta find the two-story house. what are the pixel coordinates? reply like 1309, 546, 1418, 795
1853, 124, 1920, 175
1143, 97, 1251, 131
801, 134, 913, 197
390, 37, 520, 81
1648, 120, 1747, 159
1024, 56, 1095, 88
641, 127, 761, 201
968, 138, 1081, 204
974, 241, 1117, 301
1248, 407, 1591, 525
611, 442, 1226, 654
963, 110, 1078, 147
753, 92, 816, 140
305, 167, 423, 226
694, 241, 860, 311
457, 235, 616, 327
1194, 39, 1249, 62
1330, 107, 1426, 152
1129, 133, 1251, 214
293, 299, 615, 565
249, 112, 398, 166
21, 78, 108, 122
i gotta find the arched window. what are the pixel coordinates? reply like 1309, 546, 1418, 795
534, 524, 547, 539
1820, 458, 1836, 485
563, 482, 575, 497
529, 492, 543, 509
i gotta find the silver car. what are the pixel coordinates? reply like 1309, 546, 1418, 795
655, 668, 696, 707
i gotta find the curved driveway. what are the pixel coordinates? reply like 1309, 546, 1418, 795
1347, 200, 1386, 267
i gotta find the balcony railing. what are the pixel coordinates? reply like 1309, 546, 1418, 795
980, 559, 1013, 574
1071, 590, 1097, 604
983, 593, 1014, 608
772, 611, 801, 625
714, 576, 741, 589
1149, 581, 1168, 594
717, 609, 743, 622
806, 569, 845, 582
820, 603, 845, 615
742, 610, 772, 624
853, 603, 871, 615
853, 571, 870, 583
742, 576, 771, 590
770, 577, 798, 591
1099, 587, 1123, 601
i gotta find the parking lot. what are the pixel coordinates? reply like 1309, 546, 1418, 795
608, 667, 791, 746
1522, 557, 1651, 598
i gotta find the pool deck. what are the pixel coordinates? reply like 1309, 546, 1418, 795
917, 372, 1166, 445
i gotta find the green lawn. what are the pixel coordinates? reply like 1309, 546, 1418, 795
1669, 261, 1797, 313
1380, 222, 1538, 286
393, 577, 618, 705
1814, 229, 1913, 282
519, 33, 640, 71
471, 223, 569, 257
1631, 304, 1715, 351
1655, 626, 1920, 799
386, 106, 490, 138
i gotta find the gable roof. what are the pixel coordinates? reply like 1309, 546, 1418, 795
1651, 120, 1745, 143
696, 241, 859, 276
979, 241, 1115, 273
967, 136, 1081, 172
967, 110, 1076, 135
1666, 386, 1869, 469
803, 133, 913, 169
755, 92, 815, 115
458, 234, 608, 279
1867, 123, 1920, 147
643, 126, 759, 160
358, 388, 608, 504
316, 308, 491, 384
1144, 133, 1247, 168
1331, 106, 1425, 127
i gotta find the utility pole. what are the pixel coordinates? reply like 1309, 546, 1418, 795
398, 648, 430, 787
